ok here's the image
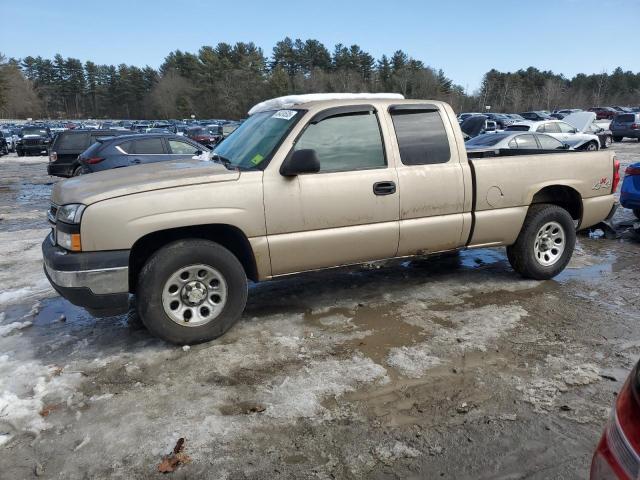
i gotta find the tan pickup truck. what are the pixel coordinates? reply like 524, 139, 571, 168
43, 94, 620, 344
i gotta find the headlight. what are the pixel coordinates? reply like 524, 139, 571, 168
57, 204, 86, 224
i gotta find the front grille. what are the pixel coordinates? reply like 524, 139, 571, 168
607, 413, 640, 478
24, 138, 43, 146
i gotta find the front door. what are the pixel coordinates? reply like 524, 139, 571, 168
263, 108, 400, 276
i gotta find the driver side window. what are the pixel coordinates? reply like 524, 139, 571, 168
294, 113, 385, 172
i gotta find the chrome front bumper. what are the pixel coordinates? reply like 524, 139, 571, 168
43, 262, 128, 295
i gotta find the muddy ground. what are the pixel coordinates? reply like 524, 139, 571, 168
0, 143, 639, 479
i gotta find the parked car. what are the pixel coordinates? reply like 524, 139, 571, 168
505, 120, 600, 150
457, 112, 482, 123
590, 357, 640, 479
551, 109, 582, 120
465, 132, 570, 153
42, 94, 619, 344
460, 115, 498, 139
47, 129, 134, 177
589, 107, 618, 120
564, 112, 613, 149
483, 113, 514, 129
0, 133, 8, 156
610, 113, 640, 142
0, 129, 14, 153
620, 162, 640, 219
520, 111, 553, 121
77, 133, 208, 174
16, 125, 52, 156
185, 126, 222, 147
150, 122, 177, 134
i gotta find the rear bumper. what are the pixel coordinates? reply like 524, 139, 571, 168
612, 130, 640, 138
580, 195, 617, 230
42, 237, 130, 316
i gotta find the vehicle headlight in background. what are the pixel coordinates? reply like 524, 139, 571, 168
57, 204, 85, 224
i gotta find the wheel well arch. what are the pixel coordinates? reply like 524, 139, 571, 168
530, 185, 583, 221
128, 224, 259, 293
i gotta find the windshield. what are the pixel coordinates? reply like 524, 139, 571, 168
213, 110, 302, 170
21, 128, 48, 136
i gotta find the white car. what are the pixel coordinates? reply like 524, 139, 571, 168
505, 119, 600, 150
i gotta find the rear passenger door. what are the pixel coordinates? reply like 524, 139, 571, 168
129, 137, 170, 165
388, 105, 467, 256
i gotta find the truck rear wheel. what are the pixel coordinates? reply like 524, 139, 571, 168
634, 209, 640, 220
136, 239, 248, 344
506, 204, 576, 280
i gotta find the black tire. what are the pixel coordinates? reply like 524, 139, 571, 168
613, 136, 623, 142
506, 204, 576, 280
634, 209, 640, 220
583, 141, 598, 151
17, 149, 24, 157
72, 166, 84, 176
136, 239, 248, 344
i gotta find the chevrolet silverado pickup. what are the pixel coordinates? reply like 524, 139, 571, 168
42, 94, 620, 344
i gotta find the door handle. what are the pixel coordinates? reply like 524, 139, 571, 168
373, 181, 396, 196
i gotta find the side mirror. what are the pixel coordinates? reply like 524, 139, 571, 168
280, 149, 320, 176
570, 128, 578, 134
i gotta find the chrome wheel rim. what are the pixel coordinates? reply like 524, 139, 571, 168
605, 137, 612, 148
586, 142, 597, 151
533, 221, 565, 267
162, 264, 227, 327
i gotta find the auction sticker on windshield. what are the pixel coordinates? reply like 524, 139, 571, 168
272, 110, 297, 120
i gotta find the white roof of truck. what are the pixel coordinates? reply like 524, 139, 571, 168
248, 93, 405, 115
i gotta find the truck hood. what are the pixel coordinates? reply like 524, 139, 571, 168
52, 159, 240, 206
563, 112, 597, 132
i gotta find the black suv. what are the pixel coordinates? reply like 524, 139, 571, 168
48, 129, 133, 177
16, 126, 52, 156
77, 133, 209, 174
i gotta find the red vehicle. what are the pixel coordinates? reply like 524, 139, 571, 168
589, 107, 618, 120
591, 359, 640, 479
185, 126, 221, 147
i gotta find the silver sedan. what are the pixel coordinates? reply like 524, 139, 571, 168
465, 132, 572, 152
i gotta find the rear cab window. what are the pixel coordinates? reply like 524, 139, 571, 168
389, 107, 451, 165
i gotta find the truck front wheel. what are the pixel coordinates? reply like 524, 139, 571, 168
506, 204, 576, 280
136, 239, 248, 344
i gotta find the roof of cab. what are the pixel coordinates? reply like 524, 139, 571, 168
247, 93, 457, 118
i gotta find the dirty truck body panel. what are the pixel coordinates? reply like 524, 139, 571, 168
44, 97, 618, 333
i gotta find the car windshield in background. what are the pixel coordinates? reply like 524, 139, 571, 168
213, 110, 302, 170
465, 133, 511, 146
505, 125, 530, 131
22, 128, 48, 136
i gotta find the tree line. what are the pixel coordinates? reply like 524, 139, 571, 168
0, 39, 638, 119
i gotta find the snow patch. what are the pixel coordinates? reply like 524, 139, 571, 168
0, 354, 83, 443
261, 355, 387, 418
387, 345, 442, 378
0, 320, 33, 337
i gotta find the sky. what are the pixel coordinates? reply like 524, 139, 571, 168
1, 0, 639, 92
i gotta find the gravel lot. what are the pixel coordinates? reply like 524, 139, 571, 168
0, 144, 639, 479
